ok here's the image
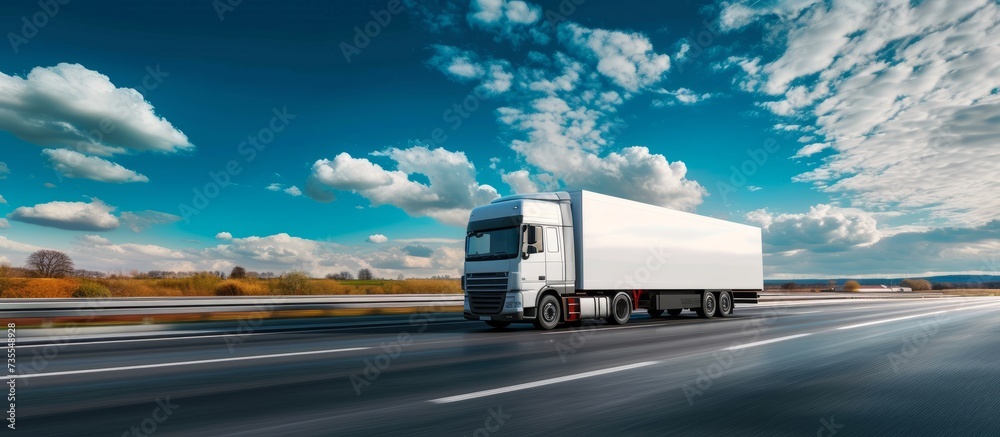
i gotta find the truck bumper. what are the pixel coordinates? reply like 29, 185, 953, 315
463, 291, 529, 321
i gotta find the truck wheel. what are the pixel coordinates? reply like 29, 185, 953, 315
486, 320, 511, 329
667, 308, 682, 316
716, 292, 732, 318
647, 309, 664, 317
533, 295, 561, 330
696, 292, 717, 318
607, 292, 632, 325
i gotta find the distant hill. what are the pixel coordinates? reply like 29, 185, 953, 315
765, 275, 1000, 286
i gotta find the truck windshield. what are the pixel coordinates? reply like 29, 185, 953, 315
466, 227, 519, 261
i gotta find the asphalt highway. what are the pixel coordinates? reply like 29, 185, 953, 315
6, 296, 1000, 436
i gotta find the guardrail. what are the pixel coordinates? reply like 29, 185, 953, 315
0, 295, 464, 319
0, 292, 950, 320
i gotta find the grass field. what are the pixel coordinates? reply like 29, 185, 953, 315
0, 276, 461, 298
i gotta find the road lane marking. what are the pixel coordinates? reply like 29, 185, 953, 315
835, 311, 947, 330
1, 347, 371, 380
723, 333, 812, 351
428, 361, 659, 404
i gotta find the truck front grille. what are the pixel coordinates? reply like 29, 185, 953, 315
466, 272, 508, 314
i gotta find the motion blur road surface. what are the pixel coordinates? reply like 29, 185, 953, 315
8, 297, 1000, 436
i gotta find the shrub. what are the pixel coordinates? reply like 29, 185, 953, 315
215, 280, 247, 296
844, 280, 861, 292
0, 264, 10, 295
230, 266, 247, 280
900, 278, 932, 291
73, 282, 111, 298
274, 271, 312, 295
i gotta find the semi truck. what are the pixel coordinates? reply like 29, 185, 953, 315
462, 190, 762, 330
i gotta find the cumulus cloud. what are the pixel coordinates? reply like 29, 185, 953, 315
467, 0, 546, 44
0, 63, 191, 156
747, 204, 881, 253
428, 45, 514, 95
7, 198, 119, 231
43, 149, 149, 183
215, 232, 233, 240
0, 218, 8, 229
306, 146, 499, 226
0, 162, 8, 179
367, 234, 389, 243
0, 195, 6, 204
119, 210, 181, 233
719, 0, 1000, 226
402, 243, 434, 258
560, 23, 671, 93
75, 234, 185, 259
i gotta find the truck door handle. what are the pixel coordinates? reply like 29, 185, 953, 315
539, 276, 546, 280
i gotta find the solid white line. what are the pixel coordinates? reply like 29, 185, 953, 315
787, 311, 820, 314
1, 347, 370, 380
835, 311, 946, 330
428, 361, 659, 404
724, 333, 812, 351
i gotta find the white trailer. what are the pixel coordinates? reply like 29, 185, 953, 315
462, 190, 762, 330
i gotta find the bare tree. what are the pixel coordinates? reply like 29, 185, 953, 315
357, 268, 374, 280
26, 250, 75, 278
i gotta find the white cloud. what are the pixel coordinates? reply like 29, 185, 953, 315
266, 183, 282, 191
0, 162, 8, 179
720, 0, 1000, 226
746, 186, 762, 192
284, 186, 302, 197
467, 0, 546, 44
7, 198, 119, 231
43, 149, 149, 183
0, 63, 191, 156
0, 236, 44, 254
119, 210, 181, 233
215, 232, 233, 240
652, 88, 714, 107
560, 23, 671, 92
306, 146, 499, 226
367, 234, 389, 244
428, 46, 513, 95
0, 218, 8, 229
747, 204, 881, 253
0, 195, 6, 204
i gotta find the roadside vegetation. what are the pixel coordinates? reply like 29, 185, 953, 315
0, 251, 461, 298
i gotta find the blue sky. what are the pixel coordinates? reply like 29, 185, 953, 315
1, 0, 998, 279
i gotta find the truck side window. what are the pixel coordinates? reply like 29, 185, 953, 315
523, 225, 544, 254
546, 227, 559, 253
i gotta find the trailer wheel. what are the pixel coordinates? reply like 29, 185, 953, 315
716, 292, 732, 318
647, 309, 664, 317
696, 292, 717, 318
533, 295, 561, 330
667, 308, 682, 316
486, 320, 511, 329
607, 292, 632, 325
